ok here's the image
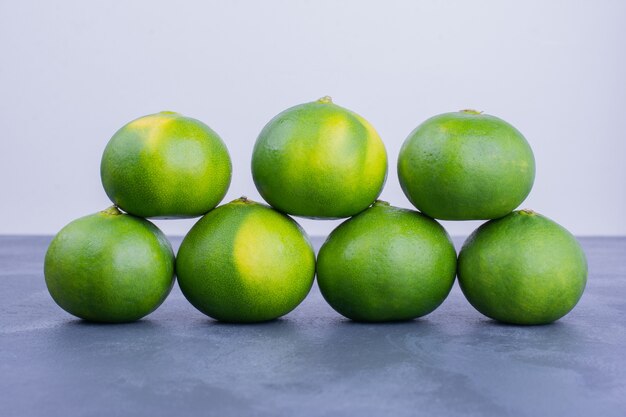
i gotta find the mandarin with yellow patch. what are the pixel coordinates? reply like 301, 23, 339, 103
176, 197, 315, 323
252, 97, 387, 219
101, 111, 232, 218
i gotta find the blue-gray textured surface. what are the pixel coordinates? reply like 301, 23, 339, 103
0, 236, 624, 417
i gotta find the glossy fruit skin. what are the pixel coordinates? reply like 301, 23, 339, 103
458, 210, 587, 325
44, 207, 175, 323
101, 111, 232, 218
251, 97, 387, 219
316, 201, 457, 322
397, 111, 535, 220
176, 198, 316, 323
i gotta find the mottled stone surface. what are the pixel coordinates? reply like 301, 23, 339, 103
1, 236, 624, 417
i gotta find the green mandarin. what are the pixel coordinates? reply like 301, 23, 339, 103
252, 97, 387, 219
44, 207, 175, 322
398, 110, 535, 220
101, 111, 232, 218
316, 201, 457, 322
458, 210, 588, 325
176, 198, 316, 323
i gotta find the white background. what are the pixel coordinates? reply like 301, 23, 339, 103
1, 0, 624, 236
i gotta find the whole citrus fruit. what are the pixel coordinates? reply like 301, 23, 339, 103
251, 96, 387, 219
44, 206, 175, 322
397, 110, 535, 220
101, 111, 232, 218
176, 197, 316, 322
316, 201, 457, 322
458, 210, 587, 325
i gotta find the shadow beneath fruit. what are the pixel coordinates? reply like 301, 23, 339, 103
194, 316, 302, 340
64, 318, 163, 328
307, 316, 448, 374
337, 317, 427, 326
463, 316, 586, 354
44, 317, 170, 358
478, 318, 563, 328
203, 317, 289, 327
50, 317, 168, 342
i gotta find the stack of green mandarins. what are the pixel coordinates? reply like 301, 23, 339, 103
251, 99, 586, 325
44, 97, 587, 326
45, 111, 235, 322
395, 111, 587, 325
45, 110, 320, 324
